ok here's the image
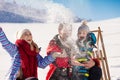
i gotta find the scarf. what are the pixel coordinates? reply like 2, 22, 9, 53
15, 39, 38, 78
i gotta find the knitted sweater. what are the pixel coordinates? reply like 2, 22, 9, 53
0, 29, 55, 80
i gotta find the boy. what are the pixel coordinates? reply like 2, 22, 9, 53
72, 21, 102, 80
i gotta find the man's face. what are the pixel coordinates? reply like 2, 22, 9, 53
77, 30, 88, 41
59, 26, 72, 41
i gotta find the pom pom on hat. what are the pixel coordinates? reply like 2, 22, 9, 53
78, 20, 90, 32
16, 29, 30, 39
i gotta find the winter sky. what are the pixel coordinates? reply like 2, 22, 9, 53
5, 0, 120, 21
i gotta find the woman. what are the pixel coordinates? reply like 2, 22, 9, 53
0, 27, 61, 80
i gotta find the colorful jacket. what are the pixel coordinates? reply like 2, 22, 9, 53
46, 35, 71, 80
76, 32, 100, 66
0, 29, 55, 80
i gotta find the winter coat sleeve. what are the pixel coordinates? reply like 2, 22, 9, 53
8, 53, 21, 80
47, 40, 61, 55
37, 54, 55, 68
0, 29, 18, 58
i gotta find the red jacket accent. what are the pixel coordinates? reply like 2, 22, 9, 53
16, 40, 38, 78
46, 40, 70, 80
93, 58, 100, 67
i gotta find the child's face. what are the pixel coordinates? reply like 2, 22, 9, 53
21, 31, 33, 44
59, 26, 72, 41
78, 30, 88, 41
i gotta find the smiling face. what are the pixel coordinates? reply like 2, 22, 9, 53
77, 30, 88, 41
20, 29, 33, 44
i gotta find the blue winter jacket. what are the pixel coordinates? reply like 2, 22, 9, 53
0, 29, 55, 80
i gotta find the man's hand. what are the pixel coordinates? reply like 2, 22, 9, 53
84, 58, 95, 69
51, 50, 68, 59
71, 56, 85, 66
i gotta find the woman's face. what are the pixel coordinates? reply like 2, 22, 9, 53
21, 31, 33, 44
77, 30, 88, 41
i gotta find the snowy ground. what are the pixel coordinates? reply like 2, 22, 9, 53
0, 18, 120, 80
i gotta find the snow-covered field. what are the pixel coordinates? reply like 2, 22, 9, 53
0, 18, 120, 80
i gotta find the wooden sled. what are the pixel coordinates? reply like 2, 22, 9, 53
91, 27, 111, 80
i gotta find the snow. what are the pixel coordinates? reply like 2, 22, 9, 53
0, 1, 75, 23
0, 17, 120, 80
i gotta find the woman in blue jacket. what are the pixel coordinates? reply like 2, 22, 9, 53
0, 27, 60, 80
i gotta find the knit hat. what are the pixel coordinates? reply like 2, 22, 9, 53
16, 29, 31, 39
78, 20, 90, 33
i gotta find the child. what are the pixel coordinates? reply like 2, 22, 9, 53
72, 21, 102, 80
0, 27, 61, 80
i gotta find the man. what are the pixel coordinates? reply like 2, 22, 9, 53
46, 23, 73, 80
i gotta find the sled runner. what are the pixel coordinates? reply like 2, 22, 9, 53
91, 27, 111, 80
